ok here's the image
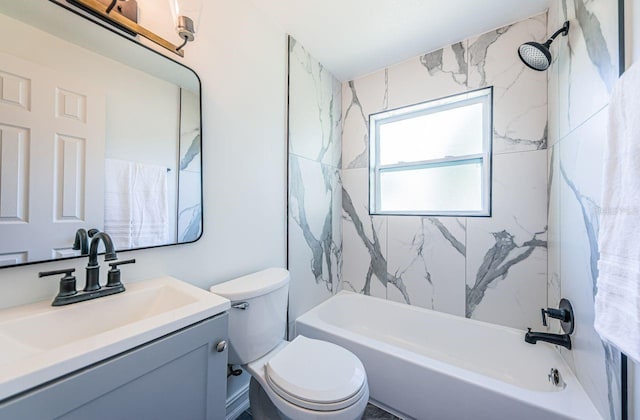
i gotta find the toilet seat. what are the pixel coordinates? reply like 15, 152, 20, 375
266, 374, 368, 412
265, 336, 367, 411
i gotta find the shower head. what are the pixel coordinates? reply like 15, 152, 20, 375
518, 21, 570, 71
518, 42, 552, 71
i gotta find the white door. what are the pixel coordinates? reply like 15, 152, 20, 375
0, 51, 105, 265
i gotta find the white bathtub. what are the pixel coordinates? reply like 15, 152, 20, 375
295, 291, 602, 420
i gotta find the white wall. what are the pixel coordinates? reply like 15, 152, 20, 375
626, 1, 640, 419
0, 0, 287, 308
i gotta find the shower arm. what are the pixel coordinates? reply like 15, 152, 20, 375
544, 21, 570, 47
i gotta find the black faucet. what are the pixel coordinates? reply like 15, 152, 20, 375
525, 329, 572, 349
40, 232, 134, 306
72, 228, 101, 255
85, 232, 118, 292
524, 299, 574, 350
72, 229, 89, 255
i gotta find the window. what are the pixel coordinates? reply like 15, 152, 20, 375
369, 87, 492, 216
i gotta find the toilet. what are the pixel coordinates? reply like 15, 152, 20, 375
210, 268, 369, 420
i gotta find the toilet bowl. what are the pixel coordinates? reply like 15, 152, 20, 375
245, 337, 369, 420
210, 268, 368, 420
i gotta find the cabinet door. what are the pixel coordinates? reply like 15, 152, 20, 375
0, 313, 228, 420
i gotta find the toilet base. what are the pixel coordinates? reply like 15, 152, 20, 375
249, 377, 284, 420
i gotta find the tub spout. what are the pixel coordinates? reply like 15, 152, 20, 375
524, 328, 571, 350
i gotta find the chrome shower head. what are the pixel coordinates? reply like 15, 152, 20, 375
518, 21, 570, 71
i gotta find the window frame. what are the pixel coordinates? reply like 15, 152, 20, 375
369, 86, 493, 217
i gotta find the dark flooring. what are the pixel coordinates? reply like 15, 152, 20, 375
237, 402, 401, 419
236, 410, 253, 420
362, 403, 402, 419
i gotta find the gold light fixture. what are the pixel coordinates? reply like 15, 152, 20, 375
67, 0, 200, 57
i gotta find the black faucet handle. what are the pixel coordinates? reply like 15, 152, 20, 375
39, 268, 78, 305
541, 307, 566, 326
541, 305, 572, 326
106, 259, 135, 288
108, 259, 136, 269
39, 268, 76, 278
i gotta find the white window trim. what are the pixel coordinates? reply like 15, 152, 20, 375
369, 87, 493, 217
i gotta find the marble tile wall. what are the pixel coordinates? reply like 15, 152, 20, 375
177, 88, 202, 242
287, 37, 342, 334
547, 1, 622, 419
341, 14, 549, 330
288, 4, 622, 418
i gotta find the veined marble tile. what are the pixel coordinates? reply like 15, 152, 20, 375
177, 170, 202, 242
466, 150, 548, 330
289, 38, 342, 167
177, 88, 202, 242
340, 13, 553, 331
287, 36, 343, 324
386, 216, 466, 317
179, 132, 201, 173
288, 155, 342, 322
468, 13, 548, 154
557, 0, 619, 139
179, 88, 201, 172
341, 70, 389, 170
549, 2, 622, 415
547, 0, 561, 148
385, 43, 468, 111
342, 43, 469, 171
558, 107, 620, 420
341, 168, 387, 299
547, 145, 563, 324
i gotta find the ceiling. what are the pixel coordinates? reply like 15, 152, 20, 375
249, 0, 551, 81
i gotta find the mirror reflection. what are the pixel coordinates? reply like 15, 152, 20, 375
0, 1, 202, 267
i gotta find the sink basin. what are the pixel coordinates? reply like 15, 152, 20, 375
0, 276, 229, 401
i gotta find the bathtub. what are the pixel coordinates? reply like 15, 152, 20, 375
295, 291, 602, 420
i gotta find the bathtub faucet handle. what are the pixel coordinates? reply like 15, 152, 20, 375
540, 307, 569, 327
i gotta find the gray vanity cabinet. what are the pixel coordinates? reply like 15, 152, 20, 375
1, 313, 228, 420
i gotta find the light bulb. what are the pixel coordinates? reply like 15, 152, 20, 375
168, 0, 203, 43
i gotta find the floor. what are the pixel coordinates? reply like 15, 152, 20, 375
361, 404, 402, 419
237, 403, 401, 419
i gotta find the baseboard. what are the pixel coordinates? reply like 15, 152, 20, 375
226, 381, 250, 420
368, 398, 406, 419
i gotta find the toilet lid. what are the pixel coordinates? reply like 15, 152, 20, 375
265, 336, 366, 411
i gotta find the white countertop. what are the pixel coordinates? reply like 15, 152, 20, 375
0, 276, 229, 401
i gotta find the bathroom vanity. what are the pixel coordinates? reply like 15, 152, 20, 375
0, 277, 230, 419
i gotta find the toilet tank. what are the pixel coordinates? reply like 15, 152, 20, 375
210, 268, 289, 365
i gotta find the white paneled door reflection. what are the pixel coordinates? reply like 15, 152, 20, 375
0, 52, 105, 264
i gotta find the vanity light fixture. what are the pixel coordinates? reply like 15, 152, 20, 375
66, 0, 190, 57
168, 0, 203, 52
